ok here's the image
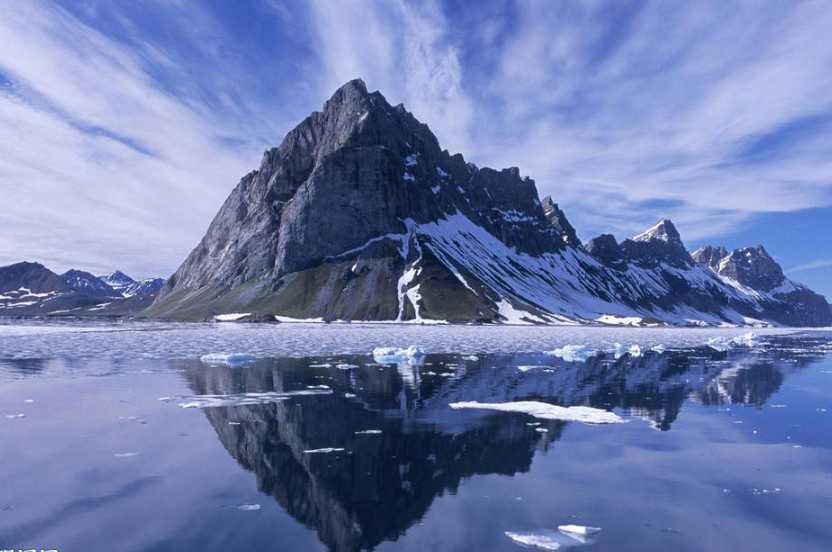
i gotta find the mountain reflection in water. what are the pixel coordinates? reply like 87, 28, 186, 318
182, 334, 831, 552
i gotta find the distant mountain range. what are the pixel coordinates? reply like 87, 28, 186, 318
137, 79, 829, 327
0, 262, 163, 317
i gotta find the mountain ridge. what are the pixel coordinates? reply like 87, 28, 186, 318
145, 79, 831, 326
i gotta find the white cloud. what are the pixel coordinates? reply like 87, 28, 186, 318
0, 1, 269, 278
788, 259, 832, 273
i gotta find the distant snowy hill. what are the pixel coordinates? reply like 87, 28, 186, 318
0, 262, 165, 317
146, 79, 831, 326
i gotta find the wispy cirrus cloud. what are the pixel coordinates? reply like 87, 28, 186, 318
1, 0, 831, 282
788, 259, 832, 273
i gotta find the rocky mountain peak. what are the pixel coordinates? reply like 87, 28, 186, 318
632, 218, 682, 244
692, 245, 729, 270
62, 269, 118, 297
541, 196, 580, 246
619, 219, 692, 269
717, 245, 785, 292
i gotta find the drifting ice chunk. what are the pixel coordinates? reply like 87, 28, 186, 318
449, 401, 626, 425
214, 313, 252, 321
303, 448, 345, 454
372, 346, 426, 365
505, 526, 599, 550
612, 343, 642, 359
114, 452, 138, 458
200, 353, 256, 366
336, 363, 358, 370
354, 429, 382, 435
545, 345, 596, 362
707, 332, 761, 352
558, 525, 601, 537
237, 503, 261, 511
504, 532, 562, 550
650, 345, 666, 354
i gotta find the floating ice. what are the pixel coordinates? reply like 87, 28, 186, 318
707, 332, 760, 352
462, 355, 479, 361
613, 343, 643, 358
5, 413, 25, 419
518, 365, 552, 372
355, 429, 382, 435
336, 363, 358, 370
535, 427, 548, 433
505, 527, 599, 550
303, 448, 345, 454
558, 525, 600, 537
24, 399, 34, 403
504, 532, 562, 551
175, 389, 331, 409
650, 344, 666, 354
372, 346, 426, 365
545, 345, 597, 362
114, 452, 138, 458
237, 503, 261, 511
306, 385, 330, 389
200, 353, 256, 365
213, 313, 252, 322
308, 363, 332, 368
449, 401, 626, 425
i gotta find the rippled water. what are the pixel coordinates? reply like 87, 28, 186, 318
1, 323, 831, 552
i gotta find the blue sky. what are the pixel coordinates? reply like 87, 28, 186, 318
0, 0, 831, 297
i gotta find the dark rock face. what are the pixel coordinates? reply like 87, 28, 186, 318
716, 246, 784, 292
585, 234, 625, 268
147, 80, 831, 327
692, 245, 728, 270
0, 262, 69, 294
541, 195, 580, 245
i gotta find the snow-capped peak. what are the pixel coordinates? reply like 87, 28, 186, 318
632, 219, 680, 243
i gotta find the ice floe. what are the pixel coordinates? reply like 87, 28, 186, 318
335, 363, 358, 370
449, 401, 626, 425
236, 503, 261, 511
707, 332, 761, 352
175, 389, 331, 409
114, 452, 138, 458
200, 353, 257, 365
303, 448, 345, 454
354, 429, 382, 435
505, 526, 600, 550
545, 345, 597, 362
214, 313, 253, 322
613, 343, 643, 358
372, 346, 426, 364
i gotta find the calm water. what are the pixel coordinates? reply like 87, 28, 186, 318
1, 323, 831, 552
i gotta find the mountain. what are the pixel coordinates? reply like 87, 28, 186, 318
99, 270, 135, 294
62, 269, 118, 297
147, 79, 830, 326
0, 262, 164, 317
691, 245, 831, 326
123, 277, 165, 298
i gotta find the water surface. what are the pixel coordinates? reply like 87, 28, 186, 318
1, 323, 831, 552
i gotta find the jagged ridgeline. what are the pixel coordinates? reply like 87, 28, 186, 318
145, 79, 831, 326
